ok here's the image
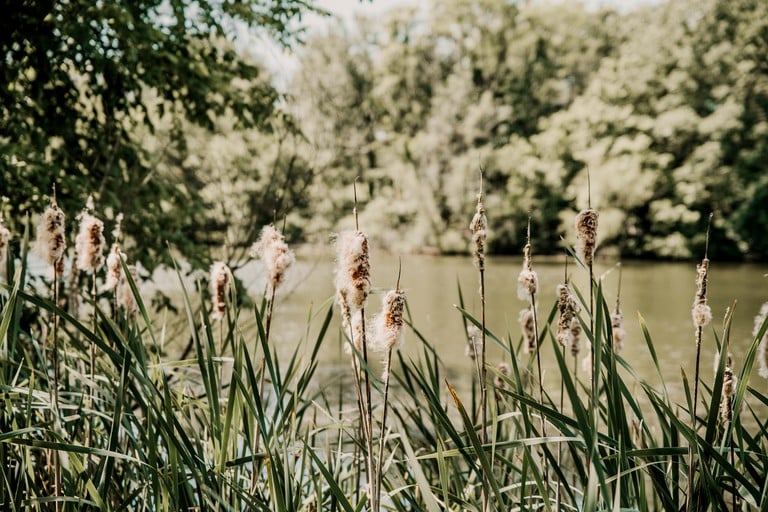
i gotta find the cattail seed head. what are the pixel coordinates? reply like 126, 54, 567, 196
495, 362, 510, 391
520, 307, 536, 354
334, 230, 371, 312
556, 284, 579, 348
35, 201, 67, 272
469, 194, 487, 271
105, 243, 125, 290
210, 261, 231, 321
517, 243, 538, 300
752, 302, 768, 378
570, 316, 582, 357
611, 307, 625, 352
0, 218, 10, 267
372, 289, 406, 352
118, 264, 139, 318
465, 325, 483, 359
250, 225, 295, 294
75, 208, 105, 273
575, 208, 598, 266
692, 258, 711, 328
720, 355, 737, 422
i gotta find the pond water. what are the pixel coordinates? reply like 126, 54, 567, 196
217, 248, 768, 404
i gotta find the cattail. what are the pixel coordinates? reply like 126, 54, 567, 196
692, 258, 712, 328
556, 284, 579, 349
720, 354, 737, 422
611, 306, 625, 352
117, 265, 139, 317
0, 218, 10, 267
570, 316, 582, 357
575, 209, 598, 266
250, 225, 295, 294
75, 204, 105, 273
372, 289, 406, 353
105, 244, 125, 291
517, 243, 538, 300
334, 230, 371, 312
210, 261, 231, 321
520, 307, 536, 354
752, 302, 768, 378
35, 201, 67, 272
465, 325, 483, 359
495, 362, 510, 391
469, 194, 487, 271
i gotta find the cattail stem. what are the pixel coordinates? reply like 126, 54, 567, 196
375, 348, 393, 505
52, 271, 62, 511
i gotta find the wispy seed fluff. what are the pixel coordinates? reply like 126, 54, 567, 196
753, 302, 768, 378
250, 225, 295, 294
570, 316, 582, 357
720, 354, 737, 423
372, 289, 406, 353
517, 243, 538, 300
210, 261, 231, 321
35, 201, 67, 272
575, 209, 598, 266
118, 265, 139, 317
75, 207, 105, 273
611, 306, 625, 352
105, 244, 126, 291
465, 325, 483, 359
556, 284, 579, 349
469, 194, 487, 271
495, 362, 510, 391
334, 230, 371, 313
0, 218, 10, 266
692, 258, 712, 328
519, 307, 536, 354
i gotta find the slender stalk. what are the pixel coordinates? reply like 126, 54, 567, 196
375, 348, 393, 505
52, 268, 62, 512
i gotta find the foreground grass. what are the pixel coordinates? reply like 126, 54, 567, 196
0, 250, 767, 511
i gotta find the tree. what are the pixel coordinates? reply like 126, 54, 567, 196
0, 0, 318, 270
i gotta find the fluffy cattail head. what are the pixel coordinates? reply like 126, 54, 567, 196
35, 201, 67, 272
720, 355, 737, 422
692, 258, 711, 328
517, 243, 538, 300
334, 230, 371, 312
570, 316, 582, 357
210, 261, 231, 321
118, 264, 139, 318
372, 289, 406, 352
753, 302, 768, 378
556, 284, 579, 348
575, 209, 598, 266
495, 362, 510, 391
469, 194, 487, 271
75, 208, 105, 273
519, 307, 536, 354
611, 307, 625, 352
0, 218, 10, 267
251, 225, 295, 294
465, 325, 483, 359
105, 243, 126, 291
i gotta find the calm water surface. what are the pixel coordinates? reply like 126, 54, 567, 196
222, 249, 768, 403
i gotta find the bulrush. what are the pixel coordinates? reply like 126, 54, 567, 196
720, 353, 737, 422
36, 200, 67, 272
575, 209, 598, 266
556, 284, 579, 349
105, 244, 126, 291
250, 225, 295, 294
520, 307, 536, 354
692, 258, 712, 328
465, 325, 483, 359
334, 230, 371, 312
495, 362, 510, 392
210, 261, 231, 321
611, 307, 625, 352
118, 265, 139, 317
372, 289, 406, 352
469, 194, 487, 271
0, 217, 10, 266
570, 317, 582, 358
753, 302, 768, 378
517, 242, 538, 300
75, 200, 105, 273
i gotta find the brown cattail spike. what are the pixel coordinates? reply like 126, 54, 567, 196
469, 194, 487, 272
210, 261, 231, 321
611, 307, 625, 352
105, 243, 125, 291
570, 316, 582, 357
36, 199, 67, 273
753, 302, 768, 378
556, 284, 579, 349
692, 258, 712, 328
465, 325, 483, 359
520, 307, 536, 354
495, 362, 510, 391
575, 209, 599, 266
720, 355, 737, 422
334, 230, 371, 313
517, 242, 538, 300
372, 289, 406, 354
0, 217, 10, 268
75, 199, 105, 273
